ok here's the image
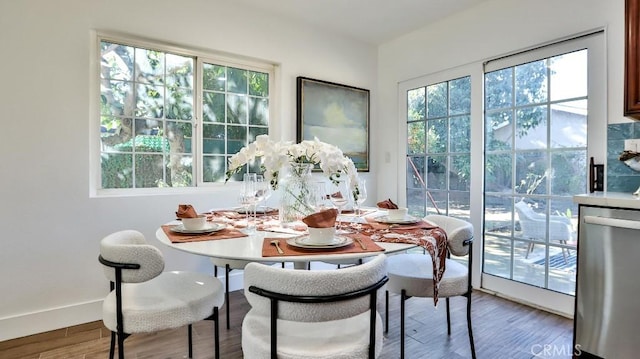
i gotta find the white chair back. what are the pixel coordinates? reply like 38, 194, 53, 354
244, 254, 387, 322
100, 229, 164, 283
424, 215, 473, 256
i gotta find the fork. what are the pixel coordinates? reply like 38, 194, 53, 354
270, 240, 284, 254
354, 237, 367, 250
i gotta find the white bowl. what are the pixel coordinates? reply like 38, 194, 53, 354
387, 208, 408, 220
307, 227, 336, 245
182, 215, 207, 230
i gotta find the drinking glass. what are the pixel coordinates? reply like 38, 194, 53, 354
326, 179, 350, 231
239, 173, 258, 233
353, 178, 368, 216
254, 175, 273, 211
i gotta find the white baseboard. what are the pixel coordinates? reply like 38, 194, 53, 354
0, 299, 103, 342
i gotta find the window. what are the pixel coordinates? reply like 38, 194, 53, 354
98, 36, 274, 190
405, 76, 471, 220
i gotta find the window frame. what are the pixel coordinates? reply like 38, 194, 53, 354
91, 32, 277, 197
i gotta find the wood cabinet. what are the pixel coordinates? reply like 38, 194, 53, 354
625, 0, 640, 119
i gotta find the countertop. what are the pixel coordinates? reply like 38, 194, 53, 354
573, 192, 640, 210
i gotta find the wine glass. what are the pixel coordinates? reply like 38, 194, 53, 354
239, 173, 258, 233
312, 180, 331, 211
326, 179, 350, 231
352, 178, 368, 216
254, 175, 273, 212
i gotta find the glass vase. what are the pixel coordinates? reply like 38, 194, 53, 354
279, 163, 317, 225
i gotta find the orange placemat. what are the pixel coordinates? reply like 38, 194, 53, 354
262, 233, 384, 257
161, 225, 248, 243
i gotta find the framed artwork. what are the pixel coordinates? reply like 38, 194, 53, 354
296, 76, 370, 171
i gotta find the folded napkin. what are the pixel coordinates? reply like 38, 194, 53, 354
302, 208, 338, 228
176, 204, 198, 218
376, 198, 399, 209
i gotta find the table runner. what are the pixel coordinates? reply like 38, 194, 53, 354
342, 218, 448, 306
261, 234, 384, 257
161, 225, 248, 243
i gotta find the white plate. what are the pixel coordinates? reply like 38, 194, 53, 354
286, 236, 353, 249
374, 215, 420, 224
170, 223, 225, 234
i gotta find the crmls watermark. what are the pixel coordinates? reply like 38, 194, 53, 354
531, 344, 582, 357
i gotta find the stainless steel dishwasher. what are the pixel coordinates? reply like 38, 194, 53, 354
574, 205, 640, 358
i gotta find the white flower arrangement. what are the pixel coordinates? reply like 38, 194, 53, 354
225, 135, 359, 193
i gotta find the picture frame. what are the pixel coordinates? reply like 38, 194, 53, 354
296, 76, 370, 172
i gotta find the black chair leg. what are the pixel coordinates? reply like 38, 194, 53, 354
109, 331, 115, 359
400, 289, 406, 359
188, 324, 193, 358
117, 332, 125, 359
214, 307, 220, 359
225, 264, 230, 330
466, 293, 476, 359
446, 297, 452, 335
384, 290, 389, 334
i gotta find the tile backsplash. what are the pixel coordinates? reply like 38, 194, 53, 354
607, 122, 640, 192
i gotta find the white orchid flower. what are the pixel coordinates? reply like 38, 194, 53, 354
225, 135, 359, 190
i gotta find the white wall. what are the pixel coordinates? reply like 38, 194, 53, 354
0, 0, 377, 340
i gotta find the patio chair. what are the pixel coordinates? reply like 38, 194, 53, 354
99, 230, 224, 359
242, 254, 388, 359
384, 214, 476, 359
514, 200, 576, 263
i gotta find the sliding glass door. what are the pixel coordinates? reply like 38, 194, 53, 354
399, 31, 605, 315
482, 32, 605, 314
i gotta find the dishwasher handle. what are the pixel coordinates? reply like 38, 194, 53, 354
583, 215, 640, 230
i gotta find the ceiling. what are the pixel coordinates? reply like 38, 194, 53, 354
231, 0, 490, 45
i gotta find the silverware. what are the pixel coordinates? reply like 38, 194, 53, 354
271, 240, 284, 254
354, 237, 367, 250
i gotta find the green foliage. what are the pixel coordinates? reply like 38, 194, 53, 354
406, 77, 472, 197
101, 135, 171, 189
100, 40, 271, 189
484, 59, 553, 192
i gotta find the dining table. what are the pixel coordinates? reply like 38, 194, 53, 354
155, 208, 419, 269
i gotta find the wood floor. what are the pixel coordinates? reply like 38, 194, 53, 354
0, 289, 573, 359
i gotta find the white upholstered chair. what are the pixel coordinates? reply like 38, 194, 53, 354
385, 215, 476, 359
242, 254, 388, 359
514, 200, 576, 262
99, 230, 224, 359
